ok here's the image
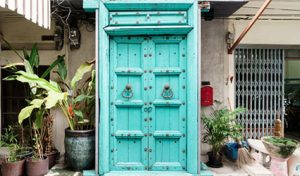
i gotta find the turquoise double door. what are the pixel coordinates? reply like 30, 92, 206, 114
109, 35, 187, 171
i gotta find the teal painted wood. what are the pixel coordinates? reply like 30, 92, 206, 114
104, 26, 193, 36
83, 0, 99, 12
186, 1, 199, 174
109, 37, 148, 171
148, 36, 187, 171
83, 170, 97, 176
105, 171, 195, 176
109, 36, 187, 171
83, 0, 200, 175
103, 1, 193, 11
109, 11, 187, 26
97, 1, 110, 175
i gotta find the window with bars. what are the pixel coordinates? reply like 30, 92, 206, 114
235, 49, 284, 139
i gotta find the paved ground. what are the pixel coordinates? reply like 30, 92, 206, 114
45, 154, 274, 176
45, 162, 83, 176
201, 154, 274, 176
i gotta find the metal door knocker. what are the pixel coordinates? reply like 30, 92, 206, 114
161, 84, 174, 99
122, 84, 133, 99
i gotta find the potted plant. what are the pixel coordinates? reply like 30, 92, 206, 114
25, 124, 49, 176
6, 58, 95, 171
1, 40, 64, 168
55, 59, 96, 171
0, 127, 26, 176
202, 102, 245, 168
1, 144, 25, 176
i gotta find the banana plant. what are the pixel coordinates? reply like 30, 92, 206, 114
5, 59, 95, 130
55, 60, 95, 130
1, 38, 66, 130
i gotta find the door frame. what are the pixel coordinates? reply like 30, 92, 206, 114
84, 0, 200, 175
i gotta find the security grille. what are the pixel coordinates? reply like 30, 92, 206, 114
235, 49, 284, 139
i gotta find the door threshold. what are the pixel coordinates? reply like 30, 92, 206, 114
105, 171, 197, 176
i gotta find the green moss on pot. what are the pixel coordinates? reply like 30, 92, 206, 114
262, 136, 299, 159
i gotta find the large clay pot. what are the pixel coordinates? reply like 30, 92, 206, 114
1, 159, 25, 176
206, 151, 223, 168
25, 156, 49, 176
64, 128, 95, 171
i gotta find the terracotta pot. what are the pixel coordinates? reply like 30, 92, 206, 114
1, 159, 25, 176
64, 128, 95, 171
25, 156, 49, 176
206, 151, 223, 168
45, 150, 60, 169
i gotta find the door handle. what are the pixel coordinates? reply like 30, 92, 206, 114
122, 84, 133, 99
161, 84, 174, 99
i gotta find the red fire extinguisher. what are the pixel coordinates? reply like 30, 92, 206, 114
201, 81, 213, 106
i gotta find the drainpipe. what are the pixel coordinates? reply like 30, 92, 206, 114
228, 0, 272, 54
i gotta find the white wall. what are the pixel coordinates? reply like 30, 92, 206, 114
230, 20, 300, 46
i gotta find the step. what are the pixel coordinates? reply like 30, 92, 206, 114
104, 171, 195, 176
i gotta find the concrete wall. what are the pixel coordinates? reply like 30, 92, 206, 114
200, 19, 235, 154
0, 19, 95, 153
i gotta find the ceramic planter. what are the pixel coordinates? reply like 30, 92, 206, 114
25, 156, 49, 176
64, 128, 95, 171
1, 159, 25, 176
262, 136, 299, 160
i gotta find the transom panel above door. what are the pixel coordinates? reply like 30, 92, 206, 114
109, 36, 187, 171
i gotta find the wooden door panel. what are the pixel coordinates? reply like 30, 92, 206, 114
109, 36, 187, 171
148, 36, 187, 171
110, 37, 148, 171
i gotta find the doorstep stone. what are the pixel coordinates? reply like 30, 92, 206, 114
105, 171, 194, 176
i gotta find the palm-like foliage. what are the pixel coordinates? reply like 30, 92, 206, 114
2, 38, 95, 131
7, 60, 95, 130
202, 102, 245, 156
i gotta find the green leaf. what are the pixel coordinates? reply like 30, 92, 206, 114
22, 59, 37, 94
74, 94, 92, 103
18, 105, 36, 124
16, 71, 61, 92
73, 109, 84, 120
29, 44, 39, 69
71, 62, 94, 90
34, 109, 45, 129
23, 49, 30, 61
44, 91, 67, 109
1, 62, 24, 69
3, 75, 17, 81
31, 99, 45, 108
41, 55, 65, 79
57, 56, 67, 81
18, 99, 45, 124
